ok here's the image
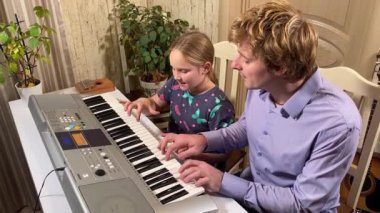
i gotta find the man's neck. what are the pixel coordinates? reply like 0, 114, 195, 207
269, 77, 306, 106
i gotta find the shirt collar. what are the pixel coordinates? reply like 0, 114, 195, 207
259, 68, 322, 119
284, 69, 321, 119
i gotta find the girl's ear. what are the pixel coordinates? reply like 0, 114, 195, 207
202, 62, 212, 74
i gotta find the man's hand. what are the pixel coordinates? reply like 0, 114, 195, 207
179, 159, 223, 193
120, 98, 159, 121
158, 133, 207, 161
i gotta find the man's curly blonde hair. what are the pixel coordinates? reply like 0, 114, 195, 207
229, 0, 318, 81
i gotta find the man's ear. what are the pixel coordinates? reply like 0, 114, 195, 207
273, 64, 287, 76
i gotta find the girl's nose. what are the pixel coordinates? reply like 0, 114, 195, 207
173, 70, 181, 81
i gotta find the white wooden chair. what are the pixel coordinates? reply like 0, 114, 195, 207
320, 66, 380, 210
213, 41, 240, 107
213, 41, 246, 174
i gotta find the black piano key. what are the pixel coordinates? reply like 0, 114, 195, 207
102, 119, 126, 129
112, 129, 136, 140
150, 177, 177, 191
160, 190, 189, 205
83, 96, 105, 106
108, 125, 132, 136
109, 127, 132, 138
116, 135, 139, 145
137, 160, 162, 173
123, 144, 146, 154
129, 150, 153, 162
146, 172, 172, 186
83, 95, 104, 103
119, 136, 144, 148
156, 184, 183, 199
90, 103, 111, 113
121, 144, 145, 155
126, 146, 150, 159
96, 112, 118, 122
116, 135, 142, 149
143, 168, 169, 181
134, 157, 160, 170
119, 139, 143, 150
94, 109, 116, 118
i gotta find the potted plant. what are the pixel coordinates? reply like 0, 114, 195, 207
0, 6, 54, 102
114, 0, 189, 96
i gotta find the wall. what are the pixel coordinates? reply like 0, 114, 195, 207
59, 0, 124, 90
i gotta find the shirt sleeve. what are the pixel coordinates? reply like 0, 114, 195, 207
203, 114, 248, 153
207, 97, 235, 131
157, 77, 175, 104
219, 124, 360, 212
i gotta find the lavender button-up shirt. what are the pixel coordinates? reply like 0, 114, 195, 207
203, 69, 361, 212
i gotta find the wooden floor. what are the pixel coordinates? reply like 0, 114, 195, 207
338, 155, 380, 213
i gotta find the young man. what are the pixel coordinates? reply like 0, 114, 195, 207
158, 0, 361, 212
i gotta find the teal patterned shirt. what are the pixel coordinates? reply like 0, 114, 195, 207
157, 77, 235, 133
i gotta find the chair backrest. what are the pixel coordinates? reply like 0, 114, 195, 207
213, 41, 246, 173
320, 66, 380, 210
213, 41, 239, 106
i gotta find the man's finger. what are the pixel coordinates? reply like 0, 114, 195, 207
176, 149, 193, 161
195, 176, 209, 188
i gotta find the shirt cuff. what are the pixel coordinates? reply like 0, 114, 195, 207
220, 172, 250, 201
202, 130, 223, 152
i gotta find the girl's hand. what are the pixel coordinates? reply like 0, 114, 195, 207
120, 98, 159, 121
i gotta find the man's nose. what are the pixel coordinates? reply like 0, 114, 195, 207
231, 58, 242, 71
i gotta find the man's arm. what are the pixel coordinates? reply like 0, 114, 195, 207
220, 125, 360, 212
202, 115, 248, 153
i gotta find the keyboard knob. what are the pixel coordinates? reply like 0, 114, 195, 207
95, 169, 106, 176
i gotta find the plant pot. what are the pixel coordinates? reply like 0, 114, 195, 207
139, 77, 167, 97
15, 79, 43, 103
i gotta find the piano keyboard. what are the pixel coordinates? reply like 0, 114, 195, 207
82, 93, 204, 205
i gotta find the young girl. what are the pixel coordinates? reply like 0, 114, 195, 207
123, 31, 235, 167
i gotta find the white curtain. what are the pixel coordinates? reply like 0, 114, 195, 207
0, 0, 74, 212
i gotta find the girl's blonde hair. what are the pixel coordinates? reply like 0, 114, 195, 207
229, 0, 318, 81
170, 31, 217, 83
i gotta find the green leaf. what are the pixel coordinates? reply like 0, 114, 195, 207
29, 37, 40, 49
6, 24, 17, 33
149, 31, 157, 41
150, 49, 157, 58
34, 6, 50, 18
29, 25, 41, 37
9, 62, 18, 74
157, 26, 163, 33
159, 59, 165, 71
144, 55, 151, 63
0, 32, 9, 43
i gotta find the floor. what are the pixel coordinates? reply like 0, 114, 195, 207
338, 155, 380, 213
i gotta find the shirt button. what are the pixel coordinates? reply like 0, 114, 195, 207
258, 152, 262, 157
257, 171, 261, 176
263, 131, 268, 135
